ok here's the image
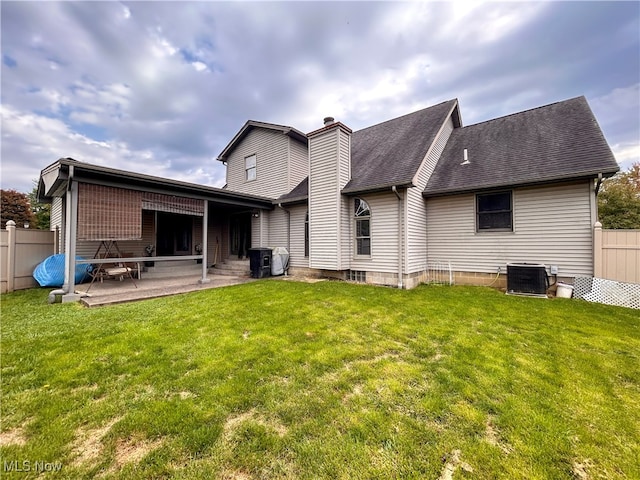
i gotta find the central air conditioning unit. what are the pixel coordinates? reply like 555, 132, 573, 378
506, 263, 549, 297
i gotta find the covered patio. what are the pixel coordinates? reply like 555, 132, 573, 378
74, 270, 257, 307
38, 158, 274, 303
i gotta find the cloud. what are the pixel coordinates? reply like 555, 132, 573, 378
1, 1, 638, 193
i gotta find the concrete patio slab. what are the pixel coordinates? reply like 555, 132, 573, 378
75, 273, 256, 307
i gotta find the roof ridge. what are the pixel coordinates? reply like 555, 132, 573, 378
354, 98, 457, 134
461, 96, 585, 129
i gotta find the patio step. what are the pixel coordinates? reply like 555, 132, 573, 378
210, 259, 250, 277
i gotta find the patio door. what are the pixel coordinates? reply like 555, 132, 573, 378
230, 213, 251, 259
157, 212, 192, 256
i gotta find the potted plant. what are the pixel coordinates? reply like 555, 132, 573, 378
144, 244, 155, 267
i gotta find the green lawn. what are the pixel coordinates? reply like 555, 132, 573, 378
1, 281, 638, 479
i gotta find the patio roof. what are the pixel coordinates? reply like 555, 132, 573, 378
38, 157, 274, 210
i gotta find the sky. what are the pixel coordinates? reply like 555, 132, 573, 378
1, 1, 639, 194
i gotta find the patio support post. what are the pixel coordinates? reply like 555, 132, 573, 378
199, 200, 210, 284
62, 180, 81, 302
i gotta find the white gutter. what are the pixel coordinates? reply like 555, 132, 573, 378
392, 186, 403, 289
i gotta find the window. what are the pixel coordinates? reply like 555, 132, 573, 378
348, 270, 366, 282
304, 212, 309, 257
354, 198, 371, 255
245, 154, 256, 181
476, 191, 512, 231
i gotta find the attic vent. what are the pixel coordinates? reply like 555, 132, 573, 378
323, 116, 335, 126
461, 148, 470, 165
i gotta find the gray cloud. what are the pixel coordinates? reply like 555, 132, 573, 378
1, 1, 638, 193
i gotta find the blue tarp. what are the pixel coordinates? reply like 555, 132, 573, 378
33, 254, 90, 287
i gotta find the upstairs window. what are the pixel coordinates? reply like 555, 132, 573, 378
476, 191, 513, 231
245, 154, 256, 181
354, 198, 371, 256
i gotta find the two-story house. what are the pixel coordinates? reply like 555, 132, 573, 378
38, 95, 619, 301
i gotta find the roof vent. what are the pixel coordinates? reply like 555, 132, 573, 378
460, 148, 470, 165
323, 116, 335, 126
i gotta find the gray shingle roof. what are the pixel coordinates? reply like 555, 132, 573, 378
277, 99, 459, 203
276, 177, 308, 205
217, 120, 307, 161
423, 96, 619, 197
343, 99, 459, 194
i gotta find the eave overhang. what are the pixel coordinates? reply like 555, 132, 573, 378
217, 120, 308, 162
37, 158, 274, 210
422, 168, 620, 198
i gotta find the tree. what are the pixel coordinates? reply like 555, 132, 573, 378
27, 183, 50, 230
597, 162, 640, 229
1, 189, 35, 229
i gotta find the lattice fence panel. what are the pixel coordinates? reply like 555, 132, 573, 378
574, 276, 640, 310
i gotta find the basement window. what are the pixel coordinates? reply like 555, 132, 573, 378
476, 191, 513, 231
348, 270, 366, 283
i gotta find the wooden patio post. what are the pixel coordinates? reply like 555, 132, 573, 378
593, 221, 603, 278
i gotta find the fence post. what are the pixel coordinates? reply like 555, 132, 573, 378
593, 221, 603, 278
6, 220, 16, 292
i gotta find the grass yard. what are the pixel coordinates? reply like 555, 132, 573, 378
1, 281, 639, 479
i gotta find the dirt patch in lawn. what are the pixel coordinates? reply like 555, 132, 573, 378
71, 416, 123, 467
438, 449, 473, 480
112, 436, 163, 468
0, 427, 27, 446
485, 416, 513, 454
223, 409, 287, 439
220, 471, 253, 480
572, 459, 593, 479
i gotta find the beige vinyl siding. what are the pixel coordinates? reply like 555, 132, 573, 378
407, 116, 455, 273
426, 181, 595, 276
350, 192, 399, 273
50, 196, 64, 253
268, 208, 288, 248
289, 205, 309, 268
289, 139, 309, 190
338, 129, 351, 269
309, 129, 340, 270
251, 215, 265, 248
225, 128, 290, 199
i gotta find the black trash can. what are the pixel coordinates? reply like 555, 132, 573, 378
249, 248, 272, 278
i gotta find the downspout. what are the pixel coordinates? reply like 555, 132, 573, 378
593, 172, 604, 229
277, 203, 290, 274
392, 186, 403, 289
595, 172, 603, 195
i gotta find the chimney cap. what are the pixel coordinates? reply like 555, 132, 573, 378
323, 116, 335, 126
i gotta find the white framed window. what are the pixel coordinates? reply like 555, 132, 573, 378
348, 270, 366, 282
476, 191, 513, 232
354, 198, 371, 256
245, 154, 257, 182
